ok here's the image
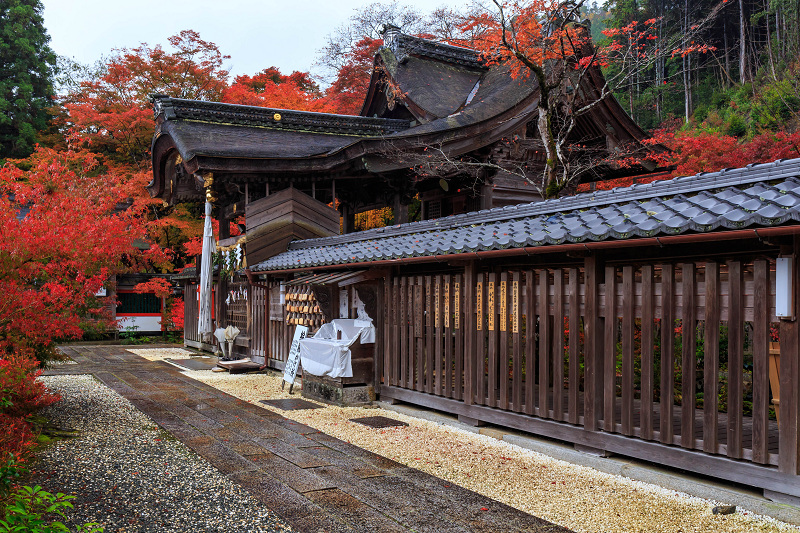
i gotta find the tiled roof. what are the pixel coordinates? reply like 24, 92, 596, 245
250, 158, 800, 272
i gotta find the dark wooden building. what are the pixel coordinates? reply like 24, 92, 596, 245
149, 30, 800, 505
148, 27, 664, 245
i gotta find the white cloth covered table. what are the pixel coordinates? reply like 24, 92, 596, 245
299, 319, 375, 378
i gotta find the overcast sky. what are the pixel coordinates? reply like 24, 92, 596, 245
41, 0, 457, 79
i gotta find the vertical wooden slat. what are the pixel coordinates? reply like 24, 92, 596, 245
552, 269, 565, 421
464, 263, 476, 406
487, 273, 497, 407
512, 272, 522, 413
376, 280, 385, 389
539, 269, 551, 418
584, 255, 603, 432
703, 261, 720, 453
385, 278, 392, 386
621, 265, 635, 436
416, 276, 425, 393
426, 275, 434, 394
434, 275, 443, 395
727, 260, 743, 459
525, 270, 536, 416
752, 259, 770, 464
681, 263, 696, 449
660, 264, 675, 444
392, 278, 401, 386
568, 268, 580, 425
778, 237, 800, 475
444, 275, 453, 399
603, 266, 617, 432
499, 273, 509, 410
641, 265, 654, 440
475, 273, 485, 405
400, 277, 408, 389
454, 275, 463, 401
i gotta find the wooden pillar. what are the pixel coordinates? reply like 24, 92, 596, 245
264, 275, 270, 360
219, 215, 230, 240
342, 204, 355, 234
375, 279, 385, 394
583, 254, 604, 432
779, 237, 800, 475
480, 183, 493, 210
393, 194, 409, 224
216, 276, 227, 332
464, 261, 477, 405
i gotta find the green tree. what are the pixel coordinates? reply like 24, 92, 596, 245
0, 0, 55, 160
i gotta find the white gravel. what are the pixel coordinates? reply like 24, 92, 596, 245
32, 374, 292, 533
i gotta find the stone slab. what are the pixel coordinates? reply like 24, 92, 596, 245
261, 398, 323, 411
349, 416, 409, 429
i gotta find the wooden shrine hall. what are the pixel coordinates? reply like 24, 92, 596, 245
150, 28, 800, 504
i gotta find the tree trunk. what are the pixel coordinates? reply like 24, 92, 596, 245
537, 104, 558, 196
766, 0, 777, 79
724, 17, 731, 90
739, 0, 748, 84
683, 0, 692, 122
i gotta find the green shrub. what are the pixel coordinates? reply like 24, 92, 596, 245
0, 485, 102, 532
725, 114, 748, 137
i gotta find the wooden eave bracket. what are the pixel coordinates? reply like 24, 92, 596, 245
337, 269, 390, 287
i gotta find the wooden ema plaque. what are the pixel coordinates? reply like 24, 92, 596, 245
444, 282, 450, 328
487, 281, 495, 331
499, 280, 507, 332
453, 281, 460, 329
476, 281, 483, 331
434, 281, 440, 328
512, 280, 519, 334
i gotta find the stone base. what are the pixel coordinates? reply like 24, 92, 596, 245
764, 489, 800, 508
458, 415, 487, 427
301, 374, 374, 406
574, 443, 613, 457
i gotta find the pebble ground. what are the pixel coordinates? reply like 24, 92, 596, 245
30, 374, 293, 533
124, 345, 799, 533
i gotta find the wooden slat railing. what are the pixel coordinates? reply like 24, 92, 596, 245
381, 257, 782, 468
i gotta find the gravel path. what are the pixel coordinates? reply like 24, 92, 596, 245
123, 346, 799, 533
30, 374, 293, 533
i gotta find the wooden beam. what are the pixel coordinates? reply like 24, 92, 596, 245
380, 385, 800, 497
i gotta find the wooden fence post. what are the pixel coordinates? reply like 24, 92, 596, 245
464, 261, 477, 406
584, 254, 604, 432
779, 238, 800, 475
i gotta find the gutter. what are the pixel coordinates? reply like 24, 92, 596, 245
251, 225, 800, 276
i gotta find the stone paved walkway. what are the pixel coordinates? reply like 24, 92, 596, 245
47, 345, 570, 533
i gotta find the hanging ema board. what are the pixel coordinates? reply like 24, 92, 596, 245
282, 325, 309, 393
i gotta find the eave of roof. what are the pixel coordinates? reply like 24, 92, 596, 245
153, 96, 411, 136
250, 158, 800, 272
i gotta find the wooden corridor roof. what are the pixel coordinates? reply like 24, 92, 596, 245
249, 158, 800, 272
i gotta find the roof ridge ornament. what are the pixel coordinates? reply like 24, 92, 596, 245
378, 23, 487, 69
379, 23, 407, 63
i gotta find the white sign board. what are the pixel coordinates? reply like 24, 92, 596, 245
282, 325, 309, 388
339, 289, 349, 318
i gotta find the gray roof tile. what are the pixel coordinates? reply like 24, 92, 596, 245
250, 158, 800, 272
